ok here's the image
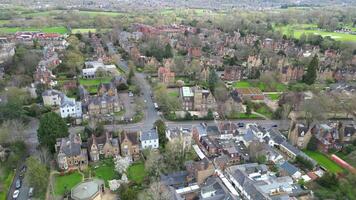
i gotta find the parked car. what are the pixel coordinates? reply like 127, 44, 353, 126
272, 124, 278, 128
15, 179, 21, 189
238, 122, 245, 128
28, 187, 34, 197
12, 190, 20, 199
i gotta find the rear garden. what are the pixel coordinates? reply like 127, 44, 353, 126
232, 80, 287, 92
303, 150, 344, 173
79, 77, 112, 94
127, 162, 147, 184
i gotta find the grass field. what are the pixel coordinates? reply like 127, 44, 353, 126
127, 162, 147, 184
92, 160, 117, 186
303, 150, 344, 173
0, 169, 14, 200
0, 26, 68, 34
54, 172, 83, 195
266, 93, 281, 100
277, 24, 356, 42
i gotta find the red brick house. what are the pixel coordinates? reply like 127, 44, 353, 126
158, 67, 175, 84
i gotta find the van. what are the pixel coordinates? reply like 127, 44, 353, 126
28, 187, 34, 197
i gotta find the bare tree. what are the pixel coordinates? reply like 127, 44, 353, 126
138, 181, 171, 200
145, 150, 165, 178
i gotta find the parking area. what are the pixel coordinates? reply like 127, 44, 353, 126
118, 92, 135, 120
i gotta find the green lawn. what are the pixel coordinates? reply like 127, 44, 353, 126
92, 160, 117, 186
127, 163, 147, 184
303, 150, 344, 173
168, 90, 179, 97
233, 81, 251, 88
0, 26, 68, 34
79, 77, 112, 86
227, 112, 262, 119
266, 93, 281, 101
76, 10, 123, 17
277, 24, 356, 42
54, 172, 83, 195
0, 169, 14, 200
79, 77, 112, 94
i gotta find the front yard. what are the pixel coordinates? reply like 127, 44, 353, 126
303, 150, 344, 173
127, 162, 147, 184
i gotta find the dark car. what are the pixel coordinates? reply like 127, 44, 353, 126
272, 124, 278, 128
237, 122, 245, 128
15, 179, 21, 189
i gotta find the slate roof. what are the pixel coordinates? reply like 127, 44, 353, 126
160, 171, 189, 188
280, 141, 300, 156
59, 133, 82, 157
200, 176, 236, 200
121, 131, 139, 145
267, 129, 285, 144
279, 161, 299, 176
141, 129, 158, 141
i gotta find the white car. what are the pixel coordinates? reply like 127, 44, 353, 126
13, 190, 20, 199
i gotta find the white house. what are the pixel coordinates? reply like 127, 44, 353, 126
82, 61, 117, 78
60, 97, 82, 118
140, 130, 159, 149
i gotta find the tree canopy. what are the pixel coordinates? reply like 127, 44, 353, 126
37, 112, 68, 153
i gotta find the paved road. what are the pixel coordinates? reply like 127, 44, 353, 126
7, 118, 39, 200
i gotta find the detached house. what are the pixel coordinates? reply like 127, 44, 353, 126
87, 132, 120, 162
55, 133, 88, 170
140, 129, 159, 149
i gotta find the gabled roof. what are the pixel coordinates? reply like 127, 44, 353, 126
141, 129, 158, 141
279, 161, 300, 176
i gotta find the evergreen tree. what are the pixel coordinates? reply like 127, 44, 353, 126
154, 120, 168, 149
37, 112, 68, 153
208, 69, 218, 92
303, 55, 318, 85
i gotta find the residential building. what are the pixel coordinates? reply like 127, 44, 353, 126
87, 132, 120, 162
158, 67, 175, 84
311, 124, 340, 153
140, 129, 159, 149
166, 127, 192, 149
60, 96, 82, 118
55, 133, 88, 170
278, 161, 302, 180
0, 38, 15, 64
42, 89, 63, 106
87, 95, 121, 116
223, 65, 243, 81
226, 163, 309, 200
120, 131, 140, 161
185, 158, 215, 185
42, 89, 82, 118
340, 123, 356, 143
82, 61, 117, 78
200, 177, 238, 200
180, 86, 216, 112
288, 123, 311, 149
33, 65, 57, 87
